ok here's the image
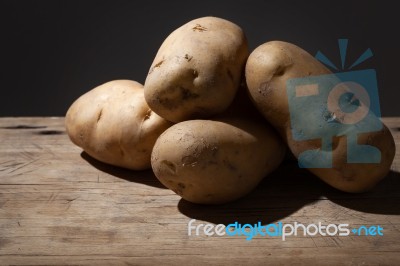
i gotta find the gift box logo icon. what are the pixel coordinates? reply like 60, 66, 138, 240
286, 39, 382, 168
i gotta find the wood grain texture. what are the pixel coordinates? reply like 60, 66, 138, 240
0, 117, 399, 265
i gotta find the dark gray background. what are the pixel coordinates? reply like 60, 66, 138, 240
1, 0, 398, 116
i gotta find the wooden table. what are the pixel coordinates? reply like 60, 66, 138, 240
0, 117, 399, 265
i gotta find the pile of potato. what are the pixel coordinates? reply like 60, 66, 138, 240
66, 17, 395, 204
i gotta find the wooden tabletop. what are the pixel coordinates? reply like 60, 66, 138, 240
0, 117, 399, 265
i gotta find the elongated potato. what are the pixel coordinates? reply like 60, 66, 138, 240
245, 41, 395, 192
151, 118, 285, 204
65, 80, 172, 170
144, 16, 249, 123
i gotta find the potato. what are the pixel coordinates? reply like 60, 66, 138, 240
144, 16, 249, 123
245, 41, 395, 192
151, 117, 285, 204
65, 80, 172, 170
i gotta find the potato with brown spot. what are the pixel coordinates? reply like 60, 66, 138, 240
65, 80, 172, 170
151, 117, 285, 204
144, 16, 249, 123
245, 41, 395, 192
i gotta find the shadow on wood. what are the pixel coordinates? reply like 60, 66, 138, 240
326, 170, 400, 215
80, 151, 167, 189
178, 161, 322, 225
178, 161, 400, 225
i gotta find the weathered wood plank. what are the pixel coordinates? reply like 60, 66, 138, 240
0, 117, 399, 265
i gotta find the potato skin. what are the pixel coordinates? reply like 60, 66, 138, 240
245, 41, 395, 192
151, 118, 285, 204
65, 80, 172, 170
144, 16, 249, 123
